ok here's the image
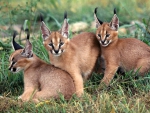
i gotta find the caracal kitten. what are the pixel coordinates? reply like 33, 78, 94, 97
40, 12, 101, 96
94, 8, 150, 86
9, 31, 75, 102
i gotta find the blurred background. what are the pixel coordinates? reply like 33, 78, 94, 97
0, 0, 150, 37
0, 0, 150, 63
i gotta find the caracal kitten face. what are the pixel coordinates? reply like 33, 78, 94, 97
94, 8, 150, 86
9, 32, 75, 103
41, 12, 69, 57
41, 12, 101, 97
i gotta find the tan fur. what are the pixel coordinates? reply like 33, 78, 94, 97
96, 22, 150, 86
43, 31, 101, 96
9, 49, 75, 102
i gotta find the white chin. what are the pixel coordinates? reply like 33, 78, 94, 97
53, 54, 61, 56
12, 67, 22, 73
101, 43, 109, 47
16, 68, 22, 72
101, 40, 111, 47
52, 50, 62, 56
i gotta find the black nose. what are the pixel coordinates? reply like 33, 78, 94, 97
100, 41, 104, 44
54, 50, 59, 54
12, 68, 16, 72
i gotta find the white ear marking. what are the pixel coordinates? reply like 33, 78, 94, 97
61, 18, 69, 38
109, 14, 119, 31
41, 21, 51, 40
21, 40, 33, 58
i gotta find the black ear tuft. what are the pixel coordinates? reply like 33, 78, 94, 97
12, 31, 23, 50
22, 29, 33, 58
13, 31, 17, 39
64, 11, 67, 19
94, 7, 103, 25
95, 7, 98, 14
98, 18, 103, 25
114, 8, 117, 14
40, 13, 44, 22
25, 29, 30, 40
61, 12, 69, 38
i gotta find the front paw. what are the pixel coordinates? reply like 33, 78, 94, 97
75, 89, 84, 97
18, 95, 22, 100
95, 82, 108, 93
18, 95, 30, 102
99, 82, 107, 90
32, 98, 40, 103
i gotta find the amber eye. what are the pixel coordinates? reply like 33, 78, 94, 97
11, 58, 16, 63
106, 34, 110, 38
60, 42, 64, 46
12, 61, 16, 65
49, 43, 53, 46
49, 41, 53, 46
98, 34, 101, 38
59, 39, 64, 46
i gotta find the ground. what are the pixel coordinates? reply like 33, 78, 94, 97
0, 0, 150, 112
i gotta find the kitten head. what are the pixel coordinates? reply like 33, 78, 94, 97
9, 30, 33, 73
94, 8, 119, 47
41, 12, 69, 56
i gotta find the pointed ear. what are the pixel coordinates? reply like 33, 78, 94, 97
21, 40, 33, 58
109, 14, 119, 31
41, 21, 51, 40
12, 31, 23, 50
21, 31, 33, 58
94, 7, 103, 28
60, 12, 69, 38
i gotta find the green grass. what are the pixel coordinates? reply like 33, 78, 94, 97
0, 0, 150, 112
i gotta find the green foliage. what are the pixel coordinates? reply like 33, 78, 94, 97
0, 51, 23, 96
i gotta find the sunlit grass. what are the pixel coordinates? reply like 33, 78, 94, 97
0, 0, 150, 112
1, 34, 150, 112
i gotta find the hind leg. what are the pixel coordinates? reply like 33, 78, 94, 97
135, 58, 150, 76
33, 90, 57, 103
19, 87, 38, 102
